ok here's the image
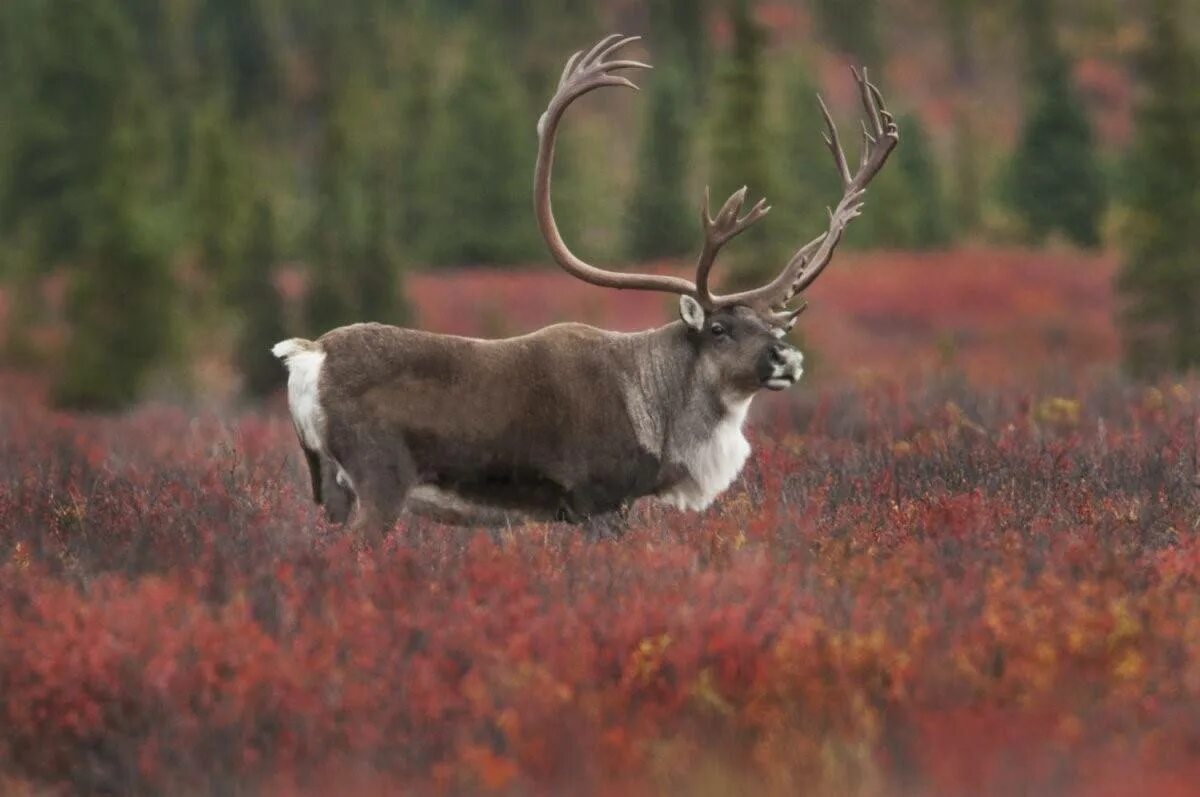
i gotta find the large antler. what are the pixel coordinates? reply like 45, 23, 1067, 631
536, 36, 899, 320
714, 68, 900, 316
535, 34, 698, 296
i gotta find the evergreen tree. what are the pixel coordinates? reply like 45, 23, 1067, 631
775, 63, 842, 248
648, 0, 710, 103
1006, 0, 1106, 247
626, 64, 695, 260
2, 0, 144, 265
187, 96, 248, 288
358, 172, 409, 325
55, 118, 173, 409
939, 0, 982, 234
813, 0, 882, 67
709, 0, 776, 287
233, 197, 287, 398
306, 67, 368, 333
1116, 0, 1200, 376
422, 26, 538, 265
896, 114, 951, 248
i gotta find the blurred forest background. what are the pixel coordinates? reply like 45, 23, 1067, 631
0, 0, 1199, 408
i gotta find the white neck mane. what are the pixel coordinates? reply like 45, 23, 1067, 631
657, 396, 753, 511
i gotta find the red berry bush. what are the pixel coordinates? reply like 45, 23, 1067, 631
3, 371, 1200, 796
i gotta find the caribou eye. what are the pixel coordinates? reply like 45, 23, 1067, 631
709, 322, 727, 338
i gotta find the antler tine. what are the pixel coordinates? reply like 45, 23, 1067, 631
535, 35, 697, 296
708, 70, 899, 313
818, 95, 852, 188
694, 186, 771, 306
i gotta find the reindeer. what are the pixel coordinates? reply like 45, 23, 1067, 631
273, 34, 899, 536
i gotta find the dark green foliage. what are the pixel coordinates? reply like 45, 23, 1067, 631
775, 64, 842, 249
422, 26, 539, 266
1117, 0, 1200, 377
187, 97, 247, 287
55, 122, 173, 410
358, 174, 409, 326
306, 71, 368, 334
626, 65, 695, 260
896, 115, 951, 248
648, 0, 710, 103
233, 198, 287, 398
1005, 0, 1107, 248
709, 0, 776, 288
813, 0, 882, 66
1, 0, 144, 265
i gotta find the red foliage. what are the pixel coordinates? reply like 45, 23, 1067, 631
3, 369, 1200, 795
409, 248, 1119, 386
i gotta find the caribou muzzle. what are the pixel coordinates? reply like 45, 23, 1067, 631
759, 343, 804, 391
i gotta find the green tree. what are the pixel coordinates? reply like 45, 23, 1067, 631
422, 26, 538, 266
186, 96, 248, 288
1117, 0, 1200, 376
648, 0, 710, 103
233, 197, 287, 398
896, 114, 951, 248
55, 119, 174, 409
1005, 0, 1107, 247
709, 0, 776, 287
813, 0, 882, 67
2, 0, 144, 265
626, 64, 695, 260
306, 67, 368, 333
775, 63, 842, 250
358, 172, 409, 325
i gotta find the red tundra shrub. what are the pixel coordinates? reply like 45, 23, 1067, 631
2, 370, 1200, 795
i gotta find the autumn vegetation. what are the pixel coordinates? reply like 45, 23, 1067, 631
4, 349, 1200, 795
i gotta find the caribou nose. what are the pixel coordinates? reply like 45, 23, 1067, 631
768, 344, 791, 366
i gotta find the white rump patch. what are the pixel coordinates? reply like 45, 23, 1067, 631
658, 397, 753, 512
272, 339, 328, 454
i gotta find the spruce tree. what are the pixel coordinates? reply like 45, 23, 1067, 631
55, 119, 173, 409
776, 63, 842, 249
813, 0, 882, 67
1006, 0, 1106, 247
422, 26, 538, 266
306, 67, 367, 334
234, 197, 287, 398
187, 96, 247, 289
896, 114, 951, 248
2, 0, 143, 265
357, 172, 408, 325
709, 0, 775, 287
1116, 0, 1200, 376
626, 64, 695, 261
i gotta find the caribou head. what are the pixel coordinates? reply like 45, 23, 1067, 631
273, 34, 899, 537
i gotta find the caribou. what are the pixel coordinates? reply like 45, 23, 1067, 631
273, 34, 899, 536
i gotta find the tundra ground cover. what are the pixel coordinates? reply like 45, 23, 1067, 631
2, 367, 1199, 796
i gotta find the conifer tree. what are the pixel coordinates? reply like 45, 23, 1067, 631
187, 96, 247, 289
306, 68, 368, 333
358, 172, 409, 325
710, 0, 775, 287
422, 26, 538, 266
896, 114, 951, 248
56, 118, 173, 409
1006, 0, 1106, 247
1117, 0, 1200, 376
813, 0, 882, 67
234, 197, 287, 398
776, 63, 842, 247
626, 64, 695, 260
2, 0, 143, 265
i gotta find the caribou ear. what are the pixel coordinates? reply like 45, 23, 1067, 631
679, 295, 705, 332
